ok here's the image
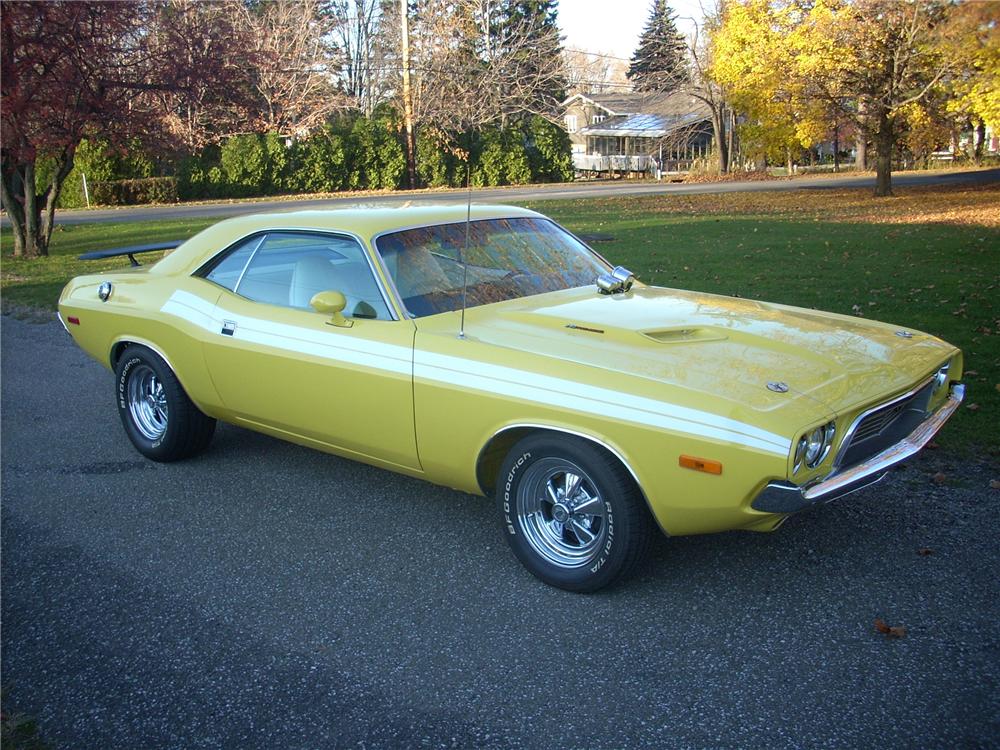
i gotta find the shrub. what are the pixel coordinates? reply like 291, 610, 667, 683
176, 145, 224, 200
290, 126, 348, 192
526, 116, 573, 183
264, 132, 291, 193
36, 138, 119, 209
473, 127, 531, 186
221, 134, 268, 196
90, 177, 178, 205
347, 109, 406, 190
416, 130, 459, 188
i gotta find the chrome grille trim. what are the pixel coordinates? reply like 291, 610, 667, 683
752, 383, 964, 514
853, 397, 914, 443
833, 374, 936, 469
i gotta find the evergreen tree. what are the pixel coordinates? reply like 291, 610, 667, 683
627, 0, 688, 93
501, 0, 567, 115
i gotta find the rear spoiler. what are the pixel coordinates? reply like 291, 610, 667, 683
78, 240, 184, 267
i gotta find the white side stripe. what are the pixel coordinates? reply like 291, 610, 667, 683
416, 351, 792, 455
161, 290, 217, 330
161, 290, 411, 376
161, 291, 791, 455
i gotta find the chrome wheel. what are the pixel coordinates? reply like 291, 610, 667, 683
127, 363, 168, 441
516, 458, 607, 568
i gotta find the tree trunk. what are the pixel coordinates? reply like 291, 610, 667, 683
712, 106, 729, 174
873, 111, 894, 197
855, 135, 866, 171
833, 125, 840, 172
38, 150, 74, 252
0, 164, 27, 257
726, 107, 736, 171
23, 162, 42, 256
0, 151, 74, 258
974, 120, 986, 164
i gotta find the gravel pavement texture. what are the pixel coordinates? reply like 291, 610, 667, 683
2, 314, 998, 749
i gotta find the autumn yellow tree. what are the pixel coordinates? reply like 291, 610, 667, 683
713, 0, 977, 196
711, 0, 832, 171
942, 0, 1000, 162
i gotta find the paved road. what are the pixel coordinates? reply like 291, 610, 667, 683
6, 167, 999, 227
2, 315, 998, 749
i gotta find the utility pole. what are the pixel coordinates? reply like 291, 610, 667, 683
400, 0, 417, 189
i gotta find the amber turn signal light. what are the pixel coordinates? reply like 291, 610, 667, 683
679, 455, 722, 475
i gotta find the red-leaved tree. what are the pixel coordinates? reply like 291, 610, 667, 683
1, 1, 170, 257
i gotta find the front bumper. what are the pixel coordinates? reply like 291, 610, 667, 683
751, 383, 965, 514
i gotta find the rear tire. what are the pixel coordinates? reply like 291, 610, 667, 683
497, 433, 654, 592
115, 345, 215, 462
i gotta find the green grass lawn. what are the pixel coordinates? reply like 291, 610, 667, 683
532, 194, 999, 454
1, 218, 217, 313
3, 185, 998, 453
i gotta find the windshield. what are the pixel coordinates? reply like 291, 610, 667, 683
374, 218, 608, 318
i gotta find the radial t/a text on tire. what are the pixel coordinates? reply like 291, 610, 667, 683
497, 433, 654, 592
114, 345, 216, 462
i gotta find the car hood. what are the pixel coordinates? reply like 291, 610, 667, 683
442, 285, 956, 427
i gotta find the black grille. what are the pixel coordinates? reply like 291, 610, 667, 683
838, 380, 936, 469
852, 396, 916, 443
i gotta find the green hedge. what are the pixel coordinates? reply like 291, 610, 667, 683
91, 177, 178, 206
42, 112, 574, 206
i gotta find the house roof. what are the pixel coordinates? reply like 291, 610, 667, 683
563, 92, 650, 116
578, 94, 712, 138
565, 89, 711, 118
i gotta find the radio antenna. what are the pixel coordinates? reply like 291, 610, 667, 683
458, 150, 471, 339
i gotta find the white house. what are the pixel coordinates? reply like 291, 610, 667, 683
562, 91, 713, 175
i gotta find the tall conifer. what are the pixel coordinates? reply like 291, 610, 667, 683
502, 0, 566, 113
627, 0, 688, 93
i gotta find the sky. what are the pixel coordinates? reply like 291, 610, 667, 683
558, 0, 707, 61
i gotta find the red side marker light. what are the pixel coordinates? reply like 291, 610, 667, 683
67, 316, 80, 325
679, 455, 722, 475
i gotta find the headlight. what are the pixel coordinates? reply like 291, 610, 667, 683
794, 420, 837, 473
933, 362, 950, 394
805, 427, 825, 465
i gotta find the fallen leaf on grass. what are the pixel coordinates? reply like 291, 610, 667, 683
917, 547, 934, 556
932, 472, 947, 485
926, 441, 939, 450
965, 370, 979, 376
875, 619, 907, 638
966, 403, 981, 412
990, 480, 1000, 490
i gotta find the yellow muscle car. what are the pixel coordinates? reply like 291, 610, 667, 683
58, 205, 964, 592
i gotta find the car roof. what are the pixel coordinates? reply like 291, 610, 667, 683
153, 204, 545, 276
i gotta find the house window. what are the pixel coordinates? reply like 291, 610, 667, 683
591, 115, 605, 124
564, 115, 578, 133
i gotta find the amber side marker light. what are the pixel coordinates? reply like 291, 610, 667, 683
679, 455, 723, 475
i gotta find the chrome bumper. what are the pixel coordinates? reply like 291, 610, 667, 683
751, 383, 965, 514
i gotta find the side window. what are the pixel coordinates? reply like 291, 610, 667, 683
234, 233, 392, 320
204, 235, 264, 291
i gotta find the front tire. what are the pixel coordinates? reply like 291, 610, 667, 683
115, 345, 215, 462
497, 434, 654, 592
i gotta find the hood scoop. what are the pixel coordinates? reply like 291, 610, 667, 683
641, 327, 727, 344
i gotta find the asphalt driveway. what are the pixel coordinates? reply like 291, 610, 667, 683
2, 314, 998, 749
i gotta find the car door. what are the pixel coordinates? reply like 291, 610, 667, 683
198, 231, 420, 471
